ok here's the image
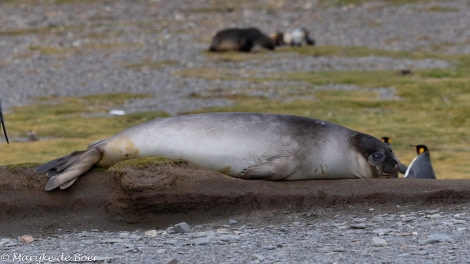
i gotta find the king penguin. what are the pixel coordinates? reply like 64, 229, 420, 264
0, 99, 9, 144
404, 145, 436, 179
381, 137, 407, 177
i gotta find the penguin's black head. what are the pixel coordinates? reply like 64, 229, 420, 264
381, 137, 391, 144
412, 144, 429, 155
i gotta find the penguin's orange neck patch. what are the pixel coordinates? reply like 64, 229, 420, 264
418, 147, 425, 154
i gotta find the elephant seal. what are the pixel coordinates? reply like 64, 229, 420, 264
35, 112, 400, 191
208, 28, 275, 52
0, 99, 9, 143
381, 137, 407, 178
404, 144, 436, 179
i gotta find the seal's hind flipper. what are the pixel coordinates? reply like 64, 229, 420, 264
238, 154, 298, 180
35, 147, 103, 191
35, 151, 86, 174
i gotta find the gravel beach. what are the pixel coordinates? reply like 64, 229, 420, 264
2, 205, 470, 264
1, 0, 470, 263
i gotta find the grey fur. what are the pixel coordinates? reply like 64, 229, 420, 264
35, 112, 399, 191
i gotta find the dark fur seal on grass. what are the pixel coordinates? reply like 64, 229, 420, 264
208, 28, 275, 52
35, 112, 400, 191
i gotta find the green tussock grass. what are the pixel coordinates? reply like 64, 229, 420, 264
109, 157, 188, 172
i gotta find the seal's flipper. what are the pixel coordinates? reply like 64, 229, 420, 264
36, 147, 103, 191
398, 163, 408, 174
0, 99, 9, 144
238, 154, 298, 180
35, 150, 86, 174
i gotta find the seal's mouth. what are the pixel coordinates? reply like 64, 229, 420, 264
378, 162, 399, 177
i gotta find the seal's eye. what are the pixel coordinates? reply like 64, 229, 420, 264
372, 153, 384, 161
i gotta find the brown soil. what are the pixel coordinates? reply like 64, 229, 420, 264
1, 162, 469, 237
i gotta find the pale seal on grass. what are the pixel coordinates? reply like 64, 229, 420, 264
35, 112, 400, 191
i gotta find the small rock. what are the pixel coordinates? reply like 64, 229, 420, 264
228, 219, 238, 225
0, 238, 16, 247
219, 235, 240, 242
419, 234, 453, 245
174, 222, 191, 233
216, 228, 229, 234
252, 254, 265, 261
371, 237, 387, 247
119, 232, 130, 237
124, 243, 135, 248
164, 258, 178, 264
145, 230, 158, 237
192, 237, 211, 246
20, 235, 34, 243
129, 234, 142, 240
428, 213, 441, 219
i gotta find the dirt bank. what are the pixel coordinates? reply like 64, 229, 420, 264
1, 162, 469, 237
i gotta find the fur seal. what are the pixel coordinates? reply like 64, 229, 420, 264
0, 99, 9, 143
208, 27, 275, 52
404, 144, 436, 179
381, 137, 407, 178
35, 112, 400, 191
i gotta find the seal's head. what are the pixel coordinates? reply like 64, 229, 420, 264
353, 133, 399, 177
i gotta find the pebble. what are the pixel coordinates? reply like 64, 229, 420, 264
371, 237, 388, 247
144, 230, 158, 237
252, 254, 265, 261
192, 237, 211, 246
1, 206, 469, 263
219, 235, 240, 242
419, 234, 453, 245
174, 222, 191, 233
19, 235, 34, 243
